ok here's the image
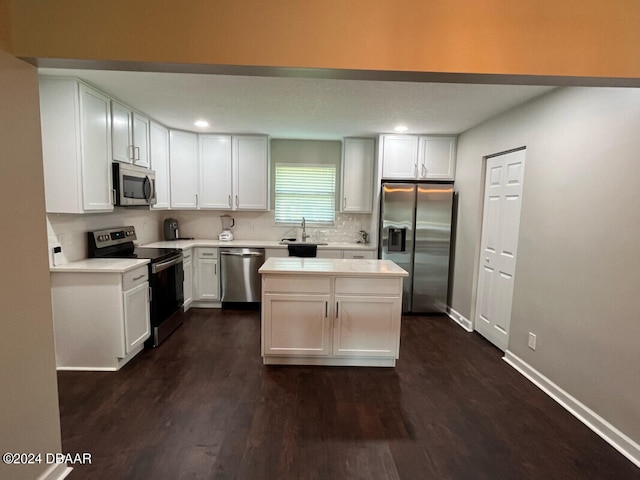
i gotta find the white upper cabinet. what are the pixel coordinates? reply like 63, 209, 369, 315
169, 130, 199, 209
418, 136, 456, 180
380, 134, 456, 181
380, 135, 420, 179
341, 138, 375, 213
111, 101, 150, 167
233, 135, 269, 210
39, 77, 113, 213
150, 121, 170, 209
199, 135, 233, 209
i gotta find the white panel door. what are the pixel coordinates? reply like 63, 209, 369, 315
475, 149, 526, 351
341, 138, 375, 212
132, 113, 150, 167
381, 135, 419, 179
123, 282, 150, 354
200, 134, 233, 209
169, 130, 198, 209
233, 135, 268, 210
150, 121, 171, 209
263, 294, 331, 356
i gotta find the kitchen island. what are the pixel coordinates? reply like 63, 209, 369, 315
258, 258, 408, 367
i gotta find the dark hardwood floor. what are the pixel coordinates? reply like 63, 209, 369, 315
57, 309, 639, 480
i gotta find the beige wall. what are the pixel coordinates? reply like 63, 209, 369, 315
8, 0, 640, 80
0, 49, 63, 480
451, 86, 640, 445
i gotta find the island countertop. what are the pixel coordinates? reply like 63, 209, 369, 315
258, 257, 408, 277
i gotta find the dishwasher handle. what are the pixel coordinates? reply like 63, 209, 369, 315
220, 251, 264, 257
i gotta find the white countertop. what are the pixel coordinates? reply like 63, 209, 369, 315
259, 258, 408, 277
50, 258, 150, 273
143, 239, 375, 251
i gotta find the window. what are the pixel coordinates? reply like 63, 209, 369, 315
274, 163, 336, 224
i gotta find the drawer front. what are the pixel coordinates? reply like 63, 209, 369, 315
122, 266, 149, 291
196, 247, 218, 259
335, 277, 401, 296
263, 275, 331, 294
343, 250, 375, 260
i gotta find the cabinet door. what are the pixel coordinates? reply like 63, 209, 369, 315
342, 138, 375, 213
195, 258, 219, 300
316, 249, 343, 259
169, 130, 199, 209
132, 113, 150, 167
233, 135, 268, 210
418, 136, 456, 180
111, 100, 133, 163
79, 84, 114, 211
263, 294, 332, 356
333, 295, 400, 357
150, 121, 171, 209
123, 282, 150, 354
200, 135, 233, 209
380, 135, 419, 179
183, 257, 193, 310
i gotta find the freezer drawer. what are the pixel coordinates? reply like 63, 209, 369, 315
220, 248, 265, 302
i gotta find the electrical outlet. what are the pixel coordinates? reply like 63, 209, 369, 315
528, 332, 537, 350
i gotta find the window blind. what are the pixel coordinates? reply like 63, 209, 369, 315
274, 163, 336, 224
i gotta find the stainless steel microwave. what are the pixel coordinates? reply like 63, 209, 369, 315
112, 162, 157, 207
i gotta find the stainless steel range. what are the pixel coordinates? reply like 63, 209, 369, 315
88, 226, 184, 347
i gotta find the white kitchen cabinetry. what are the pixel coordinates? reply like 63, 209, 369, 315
111, 101, 150, 167
194, 248, 219, 301
233, 135, 269, 210
418, 136, 456, 180
169, 130, 199, 209
341, 138, 375, 213
50, 265, 150, 370
150, 121, 171, 209
380, 134, 456, 180
261, 270, 403, 366
316, 249, 344, 259
39, 77, 113, 213
343, 250, 376, 259
182, 248, 193, 311
199, 135, 233, 209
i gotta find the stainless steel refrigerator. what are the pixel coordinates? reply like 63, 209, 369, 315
379, 182, 454, 313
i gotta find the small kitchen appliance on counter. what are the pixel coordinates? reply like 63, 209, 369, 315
219, 215, 235, 241
163, 218, 193, 241
88, 226, 184, 347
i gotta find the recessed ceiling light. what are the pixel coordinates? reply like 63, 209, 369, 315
394, 125, 408, 133
194, 120, 209, 128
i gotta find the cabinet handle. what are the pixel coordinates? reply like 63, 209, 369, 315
195, 193, 199, 206
343, 197, 347, 209
324, 301, 328, 318
214, 264, 217, 275
135, 146, 140, 161
414, 162, 418, 177
336, 302, 339, 317
128, 145, 134, 160
202, 253, 214, 256
228, 194, 232, 207
148, 286, 152, 302
235, 195, 239, 207
111, 188, 116, 205
421, 163, 427, 177
133, 274, 145, 281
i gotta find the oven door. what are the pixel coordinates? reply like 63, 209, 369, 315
148, 255, 184, 346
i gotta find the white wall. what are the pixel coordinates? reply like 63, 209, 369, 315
0, 50, 65, 480
451, 87, 640, 449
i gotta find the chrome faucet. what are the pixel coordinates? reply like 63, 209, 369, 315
301, 217, 310, 242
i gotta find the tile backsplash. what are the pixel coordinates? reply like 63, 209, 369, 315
47, 209, 374, 266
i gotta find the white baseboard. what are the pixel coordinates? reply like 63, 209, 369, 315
446, 306, 473, 332
37, 463, 72, 480
504, 350, 640, 469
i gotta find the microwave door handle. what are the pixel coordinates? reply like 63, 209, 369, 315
143, 176, 152, 202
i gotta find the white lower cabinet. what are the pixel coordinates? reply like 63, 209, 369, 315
182, 248, 193, 311
50, 265, 150, 371
261, 274, 402, 366
194, 248, 219, 302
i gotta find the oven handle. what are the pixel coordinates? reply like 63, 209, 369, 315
152, 255, 183, 274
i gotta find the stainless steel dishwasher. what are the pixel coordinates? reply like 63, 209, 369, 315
219, 248, 265, 302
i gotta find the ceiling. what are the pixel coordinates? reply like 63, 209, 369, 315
39, 68, 554, 140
